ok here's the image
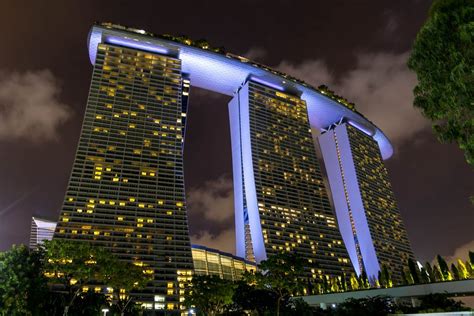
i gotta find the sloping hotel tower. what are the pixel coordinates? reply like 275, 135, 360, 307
229, 81, 353, 278
54, 40, 193, 311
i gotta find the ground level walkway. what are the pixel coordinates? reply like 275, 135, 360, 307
299, 279, 474, 309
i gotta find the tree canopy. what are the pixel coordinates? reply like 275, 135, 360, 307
408, 0, 474, 165
183, 274, 236, 316
249, 252, 305, 316
0, 245, 47, 315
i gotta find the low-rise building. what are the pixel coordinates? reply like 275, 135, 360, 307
191, 244, 256, 281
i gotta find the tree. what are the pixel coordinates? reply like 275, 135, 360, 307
357, 271, 370, 289
0, 245, 48, 315
183, 275, 235, 316
451, 263, 460, 280
102, 256, 150, 316
437, 255, 452, 280
465, 260, 473, 278
420, 266, 431, 284
232, 279, 276, 316
349, 274, 359, 291
335, 296, 395, 316
287, 298, 319, 316
67, 291, 109, 316
418, 293, 468, 313
402, 269, 414, 285
458, 261, 469, 280
433, 264, 445, 282
42, 240, 114, 315
408, 258, 421, 284
252, 252, 305, 316
424, 262, 435, 283
408, 0, 474, 165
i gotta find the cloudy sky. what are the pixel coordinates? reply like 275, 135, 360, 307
0, 0, 472, 263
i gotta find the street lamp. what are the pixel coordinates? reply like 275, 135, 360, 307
101, 308, 109, 316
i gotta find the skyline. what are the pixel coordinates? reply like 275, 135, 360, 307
0, 0, 472, 265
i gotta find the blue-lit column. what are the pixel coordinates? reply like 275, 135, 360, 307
228, 83, 267, 263
319, 123, 379, 279
229, 93, 247, 259
319, 121, 414, 283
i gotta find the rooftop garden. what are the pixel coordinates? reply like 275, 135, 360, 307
99, 22, 357, 112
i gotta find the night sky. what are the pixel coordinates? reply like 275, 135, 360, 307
0, 0, 472, 264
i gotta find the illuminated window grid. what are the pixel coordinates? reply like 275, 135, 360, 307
191, 246, 257, 281
54, 43, 193, 308
346, 124, 414, 283
243, 81, 353, 278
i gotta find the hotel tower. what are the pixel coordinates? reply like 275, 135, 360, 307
229, 80, 353, 278
319, 121, 414, 283
54, 37, 193, 312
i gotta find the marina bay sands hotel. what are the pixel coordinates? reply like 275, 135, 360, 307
54, 23, 413, 312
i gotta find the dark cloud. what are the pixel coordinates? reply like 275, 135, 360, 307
191, 228, 236, 254
243, 47, 268, 62
443, 239, 474, 265
277, 52, 429, 147
0, 70, 72, 142
187, 176, 234, 223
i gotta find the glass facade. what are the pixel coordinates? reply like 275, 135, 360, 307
319, 122, 414, 284
230, 80, 354, 280
54, 43, 193, 311
191, 245, 256, 281
30, 217, 57, 249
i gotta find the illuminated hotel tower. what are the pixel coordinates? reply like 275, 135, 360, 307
319, 121, 414, 283
229, 80, 354, 278
54, 41, 193, 311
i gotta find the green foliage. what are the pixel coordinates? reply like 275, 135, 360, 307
437, 254, 452, 280
253, 252, 305, 316
382, 266, 392, 288
232, 279, 277, 315
408, 0, 474, 165
42, 239, 147, 315
42, 239, 114, 314
357, 271, 370, 289
457, 259, 469, 279
349, 274, 359, 291
0, 245, 48, 316
451, 263, 460, 280
418, 293, 468, 313
408, 258, 421, 284
317, 85, 356, 111
335, 296, 395, 316
43, 239, 111, 286
424, 262, 435, 282
286, 298, 320, 316
67, 292, 109, 316
465, 259, 473, 277
102, 255, 150, 315
184, 275, 236, 316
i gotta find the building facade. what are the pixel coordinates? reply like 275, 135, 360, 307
30, 217, 57, 249
192, 245, 256, 281
54, 41, 193, 312
229, 80, 354, 279
53, 23, 414, 312
318, 122, 414, 283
